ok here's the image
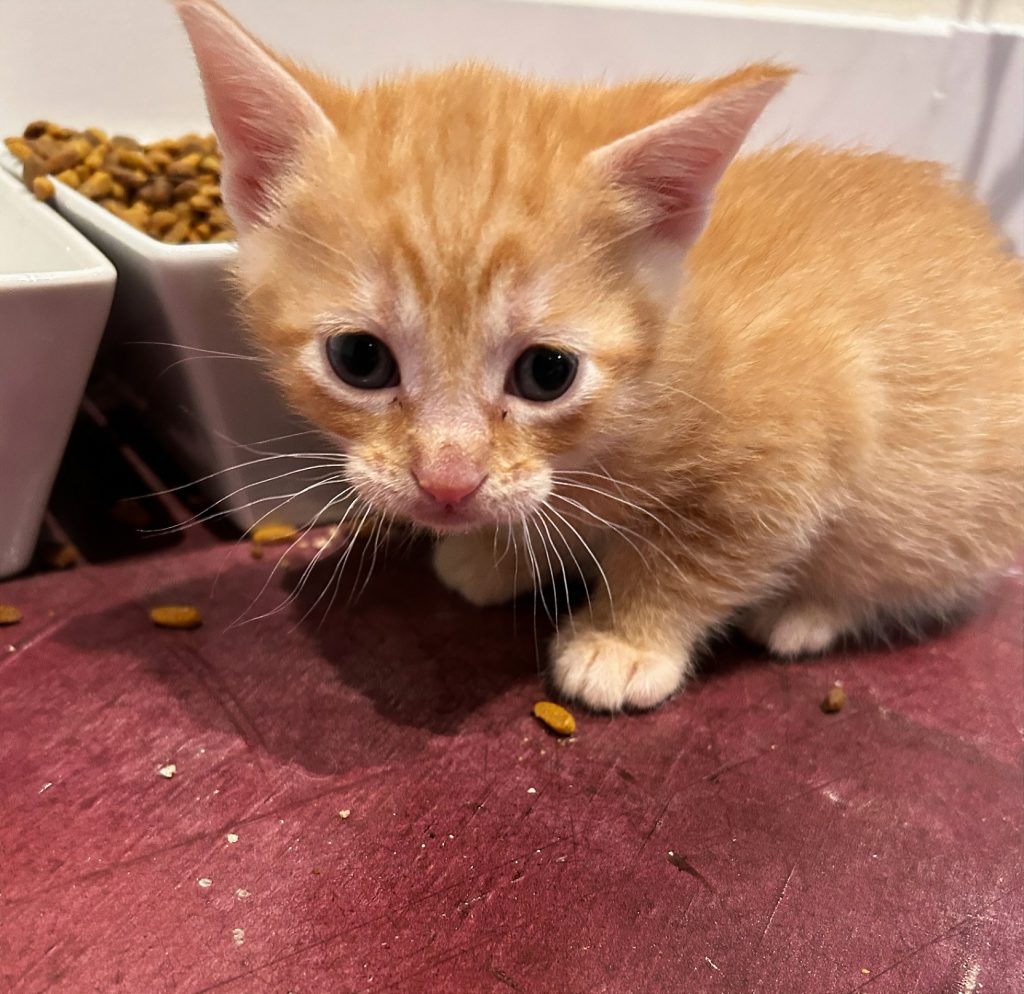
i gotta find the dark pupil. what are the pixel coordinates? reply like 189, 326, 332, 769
343, 336, 382, 378
327, 333, 398, 390
532, 350, 571, 391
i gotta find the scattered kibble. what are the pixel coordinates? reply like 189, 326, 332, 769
338, 809, 351, 820
158, 764, 177, 779
532, 700, 576, 736
235, 888, 250, 899
232, 928, 245, 946
821, 685, 847, 713
226, 833, 239, 844
0, 605, 23, 626
4, 121, 235, 243
149, 605, 202, 629
197, 877, 213, 889
250, 523, 299, 544
526, 787, 537, 795
44, 542, 81, 570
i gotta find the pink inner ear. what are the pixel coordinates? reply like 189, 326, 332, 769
610, 139, 724, 241
590, 74, 788, 247
175, 0, 334, 228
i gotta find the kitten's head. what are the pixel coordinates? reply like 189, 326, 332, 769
176, 0, 787, 532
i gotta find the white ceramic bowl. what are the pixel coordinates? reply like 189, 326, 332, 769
1, 151, 342, 535
0, 168, 116, 577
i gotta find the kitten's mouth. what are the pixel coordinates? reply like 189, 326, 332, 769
410, 504, 485, 532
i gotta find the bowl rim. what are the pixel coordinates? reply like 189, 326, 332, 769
0, 166, 116, 290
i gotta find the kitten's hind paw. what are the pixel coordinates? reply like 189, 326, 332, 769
551, 630, 685, 712
433, 532, 532, 607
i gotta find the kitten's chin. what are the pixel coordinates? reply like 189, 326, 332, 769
407, 506, 489, 534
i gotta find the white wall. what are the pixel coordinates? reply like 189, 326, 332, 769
1, 0, 1021, 249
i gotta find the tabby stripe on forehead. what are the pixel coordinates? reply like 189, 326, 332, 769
476, 234, 528, 299
479, 139, 509, 223
385, 215, 431, 303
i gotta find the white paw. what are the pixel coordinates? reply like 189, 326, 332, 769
744, 602, 844, 658
551, 630, 685, 712
432, 534, 529, 607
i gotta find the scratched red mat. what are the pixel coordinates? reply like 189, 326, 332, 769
0, 412, 1021, 993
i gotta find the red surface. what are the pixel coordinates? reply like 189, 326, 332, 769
1, 435, 1022, 992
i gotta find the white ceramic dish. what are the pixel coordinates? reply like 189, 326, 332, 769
1, 151, 343, 534
0, 168, 115, 578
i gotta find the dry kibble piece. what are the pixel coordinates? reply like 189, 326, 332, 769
5, 137, 33, 162
189, 193, 215, 213
821, 686, 847, 714
84, 126, 108, 145
163, 219, 191, 244
108, 165, 148, 189
31, 134, 59, 159
110, 180, 127, 201
78, 169, 113, 200
45, 543, 81, 570
32, 176, 55, 201
21, 153, 48, 186
149, 209, 178, 234
110, 134, 141, 150
114, 147, 152, 172
149, 605, 202, 629
121, 204, 150, 230
167, 152, 201, 179
194, 221, 212, 239
0, 604, 23, 626
23, 120, 48, 139
200, 155, 221, 175
210, 230, 234, 243
45, 147, 83, 174
138, 175, 173, 207
100, 198, 127, 218
251, 524, 299, 544
46, 123, 73, 140
83, 147, 105, 171
56, 169, 80, 189
532, 701, 576, 736
173, 178, 201, 201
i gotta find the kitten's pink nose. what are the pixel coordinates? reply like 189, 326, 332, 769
413, 465, 488, 508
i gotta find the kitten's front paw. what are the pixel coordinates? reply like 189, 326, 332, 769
433, 533, 528, 607
551, 630, 685, 712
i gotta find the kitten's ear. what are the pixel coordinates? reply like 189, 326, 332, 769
587, 66, 791, 249
174, 0, 336, 229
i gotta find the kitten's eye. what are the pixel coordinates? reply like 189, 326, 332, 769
326, 333, 399, 390
509, 346, 578, 402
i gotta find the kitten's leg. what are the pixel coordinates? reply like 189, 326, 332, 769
739, 598, 853, 658
551, 535, 742, 712
433, 522, 599, 607
433, 529, 534, 607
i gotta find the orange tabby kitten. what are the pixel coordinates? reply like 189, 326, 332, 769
176, 0, 1023, 711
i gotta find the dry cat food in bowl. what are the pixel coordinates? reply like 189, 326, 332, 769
4, 121, 234, 244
